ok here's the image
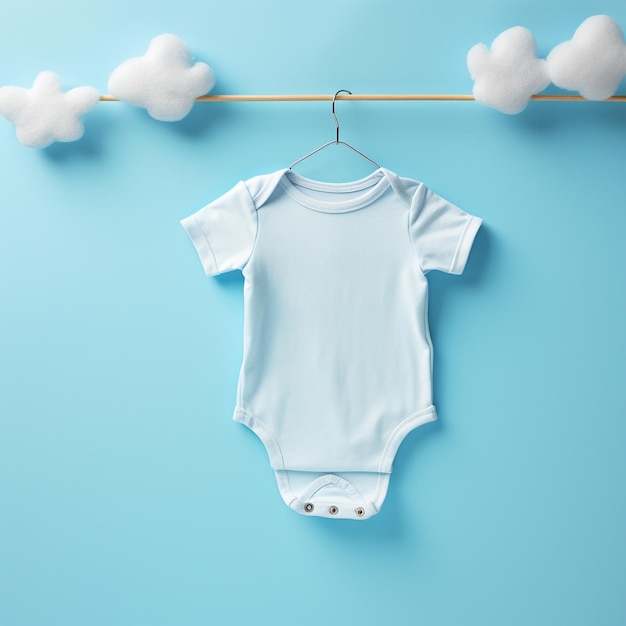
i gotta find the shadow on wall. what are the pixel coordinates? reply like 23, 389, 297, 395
427, 222, 490, 332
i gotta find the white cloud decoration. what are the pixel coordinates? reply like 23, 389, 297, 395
546, 15, 626, 100
467, 26, 550, 114
108, 34, 215, 122
0, 71, 100, 148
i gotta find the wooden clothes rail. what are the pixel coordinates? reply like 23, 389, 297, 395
99, 93, 626, 102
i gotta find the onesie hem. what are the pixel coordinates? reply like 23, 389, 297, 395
234, 404, 437, 474
233, 406, 286, 469
449, 216, 482, 275
180, 215, 219, 276
378, 406, 438, 473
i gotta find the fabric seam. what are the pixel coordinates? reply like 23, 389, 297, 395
278, 169, 389, 213
449, 215, 475, 274
378, 406, 437, 473
239, 182, 260, 272
190, 214, 219, 274
234, 405, 285, 470
406, 184, 427, 274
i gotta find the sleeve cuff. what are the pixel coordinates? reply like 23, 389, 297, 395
180, 214, 219, 276
449, 216, 482, 275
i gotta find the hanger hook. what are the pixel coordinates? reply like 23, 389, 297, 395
332, 89, 351, 143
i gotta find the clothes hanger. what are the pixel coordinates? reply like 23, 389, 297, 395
289, 89, 381, 170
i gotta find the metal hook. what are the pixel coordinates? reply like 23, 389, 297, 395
332, 89, 351, 144
289, 88, 380, 170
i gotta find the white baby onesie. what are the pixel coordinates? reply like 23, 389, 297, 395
181, 168, 482, 519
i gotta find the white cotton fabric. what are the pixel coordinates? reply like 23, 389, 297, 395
181, 168, 482, 519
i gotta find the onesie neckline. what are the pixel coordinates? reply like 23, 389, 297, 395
277, 168, 390, 213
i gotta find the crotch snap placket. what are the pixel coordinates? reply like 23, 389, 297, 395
292, 474, 374, 519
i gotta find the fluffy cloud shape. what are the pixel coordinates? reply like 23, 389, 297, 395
0, 71, 99, 148
467, 26, 550, 114
546, 15, 626, 100
108, 34, 215, 122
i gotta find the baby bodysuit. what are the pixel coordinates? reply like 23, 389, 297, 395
181, 167, 482, 519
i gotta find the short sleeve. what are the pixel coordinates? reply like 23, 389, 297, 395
180, 181, 257, 276
409, 184, 482, 274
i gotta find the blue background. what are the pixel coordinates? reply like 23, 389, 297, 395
1, 1, 625, 625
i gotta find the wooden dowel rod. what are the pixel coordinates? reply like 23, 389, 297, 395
99, 93, 626, 103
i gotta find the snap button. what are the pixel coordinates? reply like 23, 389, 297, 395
329, 505, 339, 515
304, 502, 314, 513
355, 507, 365, 517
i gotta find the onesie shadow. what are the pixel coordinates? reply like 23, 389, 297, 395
427, 223, 491, 417
306, 420, 444, 545
214, 270, 244, 290
228, 228, 491, 544
427, 224, 490, 328
308, 226, 492, 543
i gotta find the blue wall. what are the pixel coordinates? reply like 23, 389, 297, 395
1, 1, 625, 625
